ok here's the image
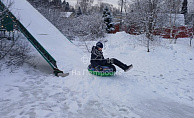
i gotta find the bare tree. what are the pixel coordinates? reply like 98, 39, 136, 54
123, 0, 184, 51
126, 0, 167, 52
76, 0, 94, 14
187, 26, 193, 46
165, 0, 182, 39
190, 32, 193, 47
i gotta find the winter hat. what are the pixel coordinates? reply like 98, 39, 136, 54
96, 42, 103, 48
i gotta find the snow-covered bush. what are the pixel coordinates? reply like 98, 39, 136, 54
60, 13, 105, 40
0, 34, 32, 72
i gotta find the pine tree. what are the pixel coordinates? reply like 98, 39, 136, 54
77, 7, 82, 16
65, 2, 70, 11
102, 6, 114, 32
181, 0, 188, 14
62, 0, 66, 6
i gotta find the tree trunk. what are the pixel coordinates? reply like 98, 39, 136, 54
147, 37, 150, 52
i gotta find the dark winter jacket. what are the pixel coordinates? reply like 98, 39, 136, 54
90, 46, 105, 67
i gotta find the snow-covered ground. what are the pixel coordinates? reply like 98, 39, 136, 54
0, 32, 194, 118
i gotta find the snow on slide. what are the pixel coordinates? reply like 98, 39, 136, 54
2, 0, 83, 72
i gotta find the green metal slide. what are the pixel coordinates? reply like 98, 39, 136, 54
0, 1, 63, 76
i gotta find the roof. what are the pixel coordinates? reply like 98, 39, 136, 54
60, 12, 73, 18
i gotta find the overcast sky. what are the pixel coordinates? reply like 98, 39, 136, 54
66, 0, 119, 8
